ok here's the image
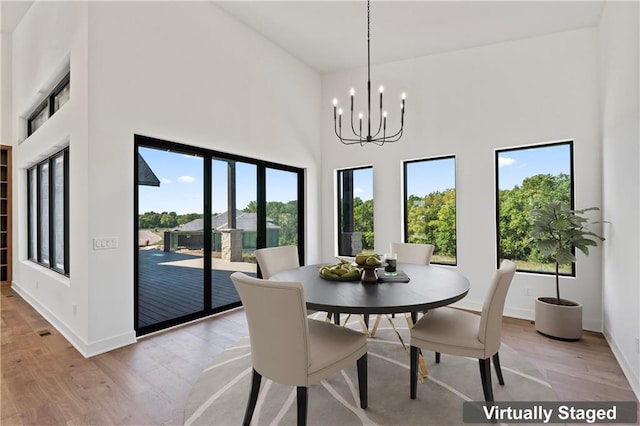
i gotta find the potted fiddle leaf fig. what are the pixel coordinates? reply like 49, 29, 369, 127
530, 201, 605, 340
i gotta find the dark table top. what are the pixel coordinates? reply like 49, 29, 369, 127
270, 263, 470, 315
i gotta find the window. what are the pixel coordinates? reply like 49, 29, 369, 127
27, 148, 69, 275
337, 166, 373, 256
403, 156, 457, 265
135, 135, 305, 335
27, 73, 70, 137
496, 141, 574, 274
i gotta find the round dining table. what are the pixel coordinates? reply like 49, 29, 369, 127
270, 262, 470, 319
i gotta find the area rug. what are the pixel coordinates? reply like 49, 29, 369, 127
184, 315, 557, 425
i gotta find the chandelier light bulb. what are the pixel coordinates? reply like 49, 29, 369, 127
401, 92, 407, 100
350, 88, 356, 96
358, 113, 364, 120
338, 108, 343, 115
333, 98, 338, 106
383, 111, 388, 118
379, 85, 384, 93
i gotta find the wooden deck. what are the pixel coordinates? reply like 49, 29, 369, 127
137, 249, 254, 328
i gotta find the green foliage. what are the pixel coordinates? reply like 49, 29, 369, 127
530, 201, 604, 302
406, 189, 456, 261
265, 200, 298, 246
353, 197, 374, 249
139, 211, 202, 229
498, 174, 571, 263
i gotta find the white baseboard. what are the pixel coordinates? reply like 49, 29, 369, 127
604, 328, 640, 401
453, 300, 601, 332
11, 283, 136, 358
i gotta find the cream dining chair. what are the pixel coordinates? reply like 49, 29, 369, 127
369, 243, 435, 336
409, 260, 516, 402
231, 272, 368, 426
255, 245, 299, 279
390, 242, 434, 265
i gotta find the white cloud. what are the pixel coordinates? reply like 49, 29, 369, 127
160, 177, 172, 184
354, 187, 365, 195
498, 157, 516, 168
177, 176, 196, 183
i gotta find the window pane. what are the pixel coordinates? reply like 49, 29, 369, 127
29, 105, 48, 135
496, 142, 573, 274
404, 157, 457, 265
337, 167, 373, 256
137, 146, 205, 329
39, 162, 50, 266
52, 154, 65, 271
28, 168, 37, 261
266, 168, 299, 248
211, 158, 257, 309
53, 81, 70, 112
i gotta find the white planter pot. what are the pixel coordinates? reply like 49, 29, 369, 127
534, 297, 583, 340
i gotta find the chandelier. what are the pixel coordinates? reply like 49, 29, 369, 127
332, 1, 406, 146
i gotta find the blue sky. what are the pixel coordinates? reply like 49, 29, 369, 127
405, 157, 456, 196
138, 147, 298, 215
497, 144, 571, 190
139, 143, 571, 214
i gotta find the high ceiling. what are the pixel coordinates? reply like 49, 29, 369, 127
2, 1, 605, 74
216, 1, 605, 73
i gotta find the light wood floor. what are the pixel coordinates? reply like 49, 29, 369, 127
1, 286, 637, 425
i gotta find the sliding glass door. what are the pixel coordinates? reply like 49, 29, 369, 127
136, 145, 205, 329
135, 135, 304, 335
210, 159, 257, 309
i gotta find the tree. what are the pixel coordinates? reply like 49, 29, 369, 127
498, 173, 571, 264
352, 197, 374, 249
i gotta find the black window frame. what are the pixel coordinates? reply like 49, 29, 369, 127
403, 155, 457, 266
495, 140, 575, 276
134, 134, 306, 336
27, 147, 70, 276
336, 165, 373, 257
27, 72, 71, 137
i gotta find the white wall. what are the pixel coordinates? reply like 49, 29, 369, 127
9, 2, 321, 355
321, 28, 604, 330
599, 1, 640, 398
10, 1, 91, 352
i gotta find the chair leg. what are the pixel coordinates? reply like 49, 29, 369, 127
296, 386, 308, 426
492, 352, 505, 385
410, 345, 419, 399
435, 352, 441, 363
357, 353, 368, 409
243, 369, 262, 426
478, 358, 494, 402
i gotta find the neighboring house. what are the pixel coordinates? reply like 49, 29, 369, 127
167, 210, 280, 251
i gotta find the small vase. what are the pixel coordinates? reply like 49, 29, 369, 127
361, 266, 378, 284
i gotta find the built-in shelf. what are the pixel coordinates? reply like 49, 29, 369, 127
1, 146, 11, 286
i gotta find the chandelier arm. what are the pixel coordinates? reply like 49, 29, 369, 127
349, 104, 358, 137
381, 127, 403, 141
339, 136, 373, 145
371, 105, 384, 138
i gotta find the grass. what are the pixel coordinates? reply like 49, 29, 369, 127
511, 259, 571, 274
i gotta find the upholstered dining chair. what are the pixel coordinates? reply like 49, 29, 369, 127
255, 245, 299, 279
409, 260, 517, 402
230, 272, 368, 426
390, 242, 434, 265
370, 242, 436, 336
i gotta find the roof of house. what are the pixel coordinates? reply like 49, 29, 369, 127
138, 153, 160, 187
175, 210, 280, 232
